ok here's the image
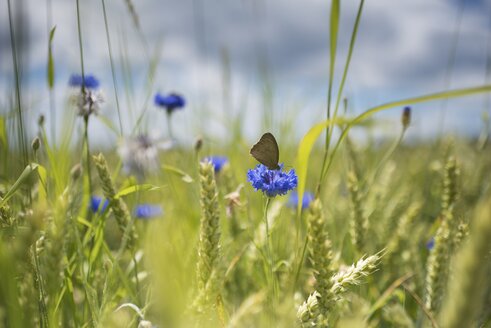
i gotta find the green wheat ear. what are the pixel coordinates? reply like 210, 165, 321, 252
43, 164, 82, 306
93, 153, 137, 248
425, 156, 461, 315
347, 170, 367, 254
307, 199, 334, 311
386, 202, 421, 263
440, 197, 491, 328
441, 156, 459, 213
424, 211, 451, 315
194, 161, 222, 312
297, 198, 334, 326
297, 199, 382, 327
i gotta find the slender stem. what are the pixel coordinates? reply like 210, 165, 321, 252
101, 0, 123, 136
365, 127, 406, 187
7, 0, 28, 168
332, 0, 365, 130
318, 146, 330, 196
75, 0, 85, 92
262, 197, 278, 312
31, 247, 49, 327
319, 0, 365, 194
133, 191, 143, 305
321, 0, 340, 181
402, 283, 440, 328
293, 232, 309, 291
132, 253, 141, 304
84, 115, 92, 195
46, 0, 56, 143
77, 0, 91, 202
437, 0, 465, 137
367, 272, 414, 319
294, 203, 301, 260
166, 111, 173, 139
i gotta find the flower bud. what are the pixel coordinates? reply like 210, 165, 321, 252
194, 136, 203, 153
70, 163, 82, 181
38, 115, 45, 126
31, 137, 40, 152
402, 106, 411, 129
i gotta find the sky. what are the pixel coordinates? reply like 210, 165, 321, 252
0, 0, 490, 148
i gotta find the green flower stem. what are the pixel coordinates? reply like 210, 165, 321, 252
367, 126, 406, 186
75, 0, 85, 85
83, 115, 92, 196
166, 111, 173, 139
263, 196, 278, 310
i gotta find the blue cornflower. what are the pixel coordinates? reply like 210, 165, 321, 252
247, 164, 297, 198
69, 74, 100, 89
154, 92, 186, 113
288, 190, 314, 209
426, 237, 435, 250
202, 156, 229, 173
134, 204, 163, 219
90, 196, 109, 213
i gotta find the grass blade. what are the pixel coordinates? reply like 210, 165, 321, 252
162, 164, 194, 183
47, 26, 56, 89
114, 184, 161, 199
326, 0, 340, 130
332, 0, 364, 128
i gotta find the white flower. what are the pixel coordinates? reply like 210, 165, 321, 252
72, 89, 104, 117
118, 134, 174, 179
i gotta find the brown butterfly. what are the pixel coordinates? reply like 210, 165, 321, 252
250, 132, 280, 170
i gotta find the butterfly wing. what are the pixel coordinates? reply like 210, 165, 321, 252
250, 132, 280, 170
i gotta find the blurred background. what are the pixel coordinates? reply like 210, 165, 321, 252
0, 0, 490, 148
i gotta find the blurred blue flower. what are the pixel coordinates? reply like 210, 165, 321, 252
288, 190, 314, 209
90, 196, 109, 213
247, 164, 297, 198
134, 204, 163, 219
69, 74, 100, 89
203, 156, 229, 173
426, 237, 435, 250
154, 92, 186, 113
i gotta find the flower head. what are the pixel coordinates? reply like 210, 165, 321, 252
426, 237, 435, 250
154, 92, 186, 113
69, 74, 103, 116
69, 74, 100, 89
202, 156, 229, 173
90, 196, 109, 213
72, 89, 104, 116
134, 204, 163, 219
247, 164, 297, 197
288, 190, 314, 209
118, 134, 174, 180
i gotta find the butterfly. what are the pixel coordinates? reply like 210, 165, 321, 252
250, 132, 280, 170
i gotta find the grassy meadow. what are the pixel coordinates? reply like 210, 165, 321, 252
1, 0, 491, 327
